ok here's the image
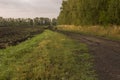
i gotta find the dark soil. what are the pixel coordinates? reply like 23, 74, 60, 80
0, 27, 44, 49
59, 31, 120, 80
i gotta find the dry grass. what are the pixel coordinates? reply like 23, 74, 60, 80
57, 25, 120, 40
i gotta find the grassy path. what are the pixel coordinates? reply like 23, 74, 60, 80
0, 30, 97, 80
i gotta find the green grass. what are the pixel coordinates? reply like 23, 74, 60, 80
0, 30, 97, 80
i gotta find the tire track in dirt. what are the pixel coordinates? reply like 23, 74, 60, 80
59, 31, 120, 80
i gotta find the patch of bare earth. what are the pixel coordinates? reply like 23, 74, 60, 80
0, 27, 44, 49
59, 31, 120, 80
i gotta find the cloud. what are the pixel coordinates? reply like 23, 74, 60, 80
0, 0, 62, 18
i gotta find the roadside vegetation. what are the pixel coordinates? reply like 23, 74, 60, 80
57, 25, 120, 40
57, 0, 120, 40
0, 30, 97, 80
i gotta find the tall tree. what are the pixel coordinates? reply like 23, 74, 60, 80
58, 0, 120, 25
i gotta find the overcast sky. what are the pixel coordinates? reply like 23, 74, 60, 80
0, 0, 62, 18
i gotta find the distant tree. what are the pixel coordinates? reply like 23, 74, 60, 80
52, 18, 57, 26
0, 17, 53, 27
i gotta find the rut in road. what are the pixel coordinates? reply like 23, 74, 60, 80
59, 31, 120, 80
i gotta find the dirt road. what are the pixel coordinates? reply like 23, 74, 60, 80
59, 31, 120, 80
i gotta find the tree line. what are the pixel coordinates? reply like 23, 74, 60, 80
58, 0, 120, 25
0, 17, 57, 27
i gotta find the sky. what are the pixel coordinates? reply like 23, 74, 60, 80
0, 0, 62, 18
